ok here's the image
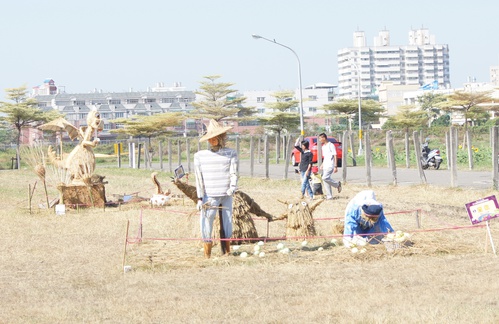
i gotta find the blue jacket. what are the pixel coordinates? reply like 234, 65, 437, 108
343, 200, 393, 244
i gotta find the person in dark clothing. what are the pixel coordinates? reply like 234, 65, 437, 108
294, 136, 314, 200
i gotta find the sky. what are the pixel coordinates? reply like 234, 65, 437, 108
1, 0, 498, 101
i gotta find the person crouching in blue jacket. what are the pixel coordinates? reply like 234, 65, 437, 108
343, 190, 394, 247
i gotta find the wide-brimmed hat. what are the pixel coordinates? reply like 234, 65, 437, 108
199, 119, 232, 142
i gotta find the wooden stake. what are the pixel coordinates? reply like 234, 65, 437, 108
28, 181, 38, 215
122, 220, 130, 271
42, 180, 50, 209
28, 184, 32, 214
486, 221, 497, 257
484, 225, 488, 254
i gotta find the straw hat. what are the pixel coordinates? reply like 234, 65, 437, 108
199, 119, 232, 142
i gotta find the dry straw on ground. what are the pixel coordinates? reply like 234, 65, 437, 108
1, 168, 498, 323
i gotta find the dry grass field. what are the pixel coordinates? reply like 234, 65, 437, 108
1, 166, 499, 323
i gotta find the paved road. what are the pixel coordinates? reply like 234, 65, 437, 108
237, 160, 496, 190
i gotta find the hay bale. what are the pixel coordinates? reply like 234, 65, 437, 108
58, 183, 106, 208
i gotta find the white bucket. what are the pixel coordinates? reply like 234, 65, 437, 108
55, 204, 66, 215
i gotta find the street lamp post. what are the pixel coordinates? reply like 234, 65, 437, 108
351, 61, 363, 156
252, 34, 305, 136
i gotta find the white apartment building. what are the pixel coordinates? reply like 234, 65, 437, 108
337, 28, 451, 100
490, 66, 499, 86
30, 79, 338, 141
32, 80, 198, 140
242, 83, 336, 117
235, 83, 337, 133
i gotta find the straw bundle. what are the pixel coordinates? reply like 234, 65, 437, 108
34, 164, 46, 180
284, 200, 317, 239
234, 191, 274, 221
172, 179, 277, 242
172, 179, 198, 203
332, 221, 344, 235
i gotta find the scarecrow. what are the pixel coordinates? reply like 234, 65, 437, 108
194, 119, 238, 258
343, 190, 394, 246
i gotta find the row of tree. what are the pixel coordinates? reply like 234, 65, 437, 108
1, 76, 498, 169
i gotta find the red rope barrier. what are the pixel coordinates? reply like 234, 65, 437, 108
125, 208, 486, 245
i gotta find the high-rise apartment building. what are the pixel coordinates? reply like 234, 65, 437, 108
490, 66, 499, 86
337, 28, 450, 99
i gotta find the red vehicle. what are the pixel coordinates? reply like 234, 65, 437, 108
291, 136, 343, 167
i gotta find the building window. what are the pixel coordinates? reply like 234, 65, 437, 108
103, 123, 111, 130
126, 99, 139, 104
309, 107, 317, 113
257, 97, 265, 102
257, 108, 265, 114
74, 100, 85, 106
101, 113, 110, 118
239, 120, 260, 126
145, 98, 156, 103
115, 112, 124, 118
109, 99, 121, 105
308, 95, 318, 101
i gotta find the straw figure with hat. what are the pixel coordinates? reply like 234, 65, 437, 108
342, 190, 394, 247
194, 119, 238, 258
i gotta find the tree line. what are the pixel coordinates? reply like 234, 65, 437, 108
2, 75, 499, 169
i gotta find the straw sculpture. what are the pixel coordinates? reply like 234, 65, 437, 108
275, 199, 324, 239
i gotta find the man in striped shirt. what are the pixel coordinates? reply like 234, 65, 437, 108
194, 119, 238, 258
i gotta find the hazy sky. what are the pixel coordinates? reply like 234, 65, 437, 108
1, 0, 498, 101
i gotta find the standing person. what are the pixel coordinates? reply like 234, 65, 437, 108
343, 190, 394, 246
294, 136, 314, 200
194, 119, 238, 259
318, 133, 341, 200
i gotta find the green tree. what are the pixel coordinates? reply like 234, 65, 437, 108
192, 75, 254, 121
258, 90, 301, 159
431, 113, 450, 127
321, 99, 384, 130
259, 90, 301, 136
437, 90, 494, 132
110, 113, 182, 144
384, 105, 428, 132
417, 92, 446, 127
0, 85, 60, 168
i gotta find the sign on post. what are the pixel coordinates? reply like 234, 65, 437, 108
465, 195, 498, 256
465, 195, 499, 225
